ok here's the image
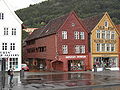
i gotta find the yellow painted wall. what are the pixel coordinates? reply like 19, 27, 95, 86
91, 13, 119, 54
91, 12, 119, 68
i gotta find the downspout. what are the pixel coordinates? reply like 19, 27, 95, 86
50, 34, 58, 71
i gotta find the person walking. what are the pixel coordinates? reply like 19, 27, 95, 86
8, 67, 14, 84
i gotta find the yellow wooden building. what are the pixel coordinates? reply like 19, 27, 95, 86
83, 12, 120, 71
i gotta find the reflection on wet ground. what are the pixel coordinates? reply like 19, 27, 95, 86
21, 72, 120, 89
2, 71, 120, 90
80, 86, 120, 90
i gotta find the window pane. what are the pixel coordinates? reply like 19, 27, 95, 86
75, 45, 80, 53
62, 31, 67, 39
96, 30, 100, 39
102, 30, 105, 39
80, 32, 84, 39
62, 45, 68, 54
96, 43, 100, 51
74, 31, 79, 39
111, 31, 115, 39
106, 31, 110, 39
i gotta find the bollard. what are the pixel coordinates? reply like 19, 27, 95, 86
20, 70, 24, 77
94, 67, 97, 72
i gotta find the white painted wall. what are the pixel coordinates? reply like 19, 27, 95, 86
0, 0, 22, 71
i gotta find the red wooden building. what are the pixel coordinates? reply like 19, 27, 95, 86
23, 11, 90, 71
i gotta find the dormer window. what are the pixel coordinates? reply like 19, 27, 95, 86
104, 21, 108, 28
0, 13, 4, 20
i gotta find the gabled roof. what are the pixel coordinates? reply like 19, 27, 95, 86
26, 28, 43, 41
116, 25, 120, 34
82, 14, 104, 33
26, 12, 70, 41
40, 13, 69, 37
3, 0, 23, 24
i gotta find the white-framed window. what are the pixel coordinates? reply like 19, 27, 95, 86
96, 43, 100, 52
0, 13, 4, 20
106, 43, 110, 51
96, 30, 100, 39
75, 45, 80, 54
9, 58, 18, 69
62, 45, 68, 54
80, 45, 85, 53
111, 31, 115, 39
74, 31, 79, 39
101, 43, 105, 51
12, 28, 16, 35
102, 30, 105, 39
111, 44, 115, 51
10, 43, 15, 50
2, 43, 7, 50
104, 21, 108, 28
4, 27, 8, 35
106, 31, 110, 39
80, 32, 85, 40
62, 31, 67, 39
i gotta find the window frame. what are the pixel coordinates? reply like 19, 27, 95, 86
96, 30, 100, 39
0, 13, 4, 20
62, 45, 68, 54
62, 31, 67, 39
80, 32, 85, 40
74, 31, 79, 39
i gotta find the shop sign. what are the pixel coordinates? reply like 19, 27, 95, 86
94, 39, 116, 43
98, 26, 115, 30
0, 51, 19, 57
65, 55, 86, 59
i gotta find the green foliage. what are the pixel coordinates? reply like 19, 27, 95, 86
22, 30, 29, 40
16, 0, 120, 28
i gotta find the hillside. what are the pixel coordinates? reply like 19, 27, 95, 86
16, 0, 120, 28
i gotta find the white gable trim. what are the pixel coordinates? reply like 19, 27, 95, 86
3, 0, 23, 24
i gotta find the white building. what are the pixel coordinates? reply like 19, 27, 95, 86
0, 0, 22, 71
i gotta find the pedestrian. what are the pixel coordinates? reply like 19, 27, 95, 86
8, 67, 14, 84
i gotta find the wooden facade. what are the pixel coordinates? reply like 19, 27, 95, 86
23, 11, 120, 72
84, 12, 120, 71
23, 11, 90, 71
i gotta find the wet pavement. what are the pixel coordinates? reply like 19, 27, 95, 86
1, 71, 120, 90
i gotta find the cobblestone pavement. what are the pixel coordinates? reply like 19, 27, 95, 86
1, 71, 120, 90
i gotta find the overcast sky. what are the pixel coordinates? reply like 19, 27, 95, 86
6, 0, 47, 11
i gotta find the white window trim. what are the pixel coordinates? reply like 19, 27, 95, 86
80, 45, 85, 53
96, 43, 101, 52
62, 31, 67, 39
62, 45, 68, 54
74, 31, 79, 39
75, 45, 80, 54
0, 13, 4, 20
104, 21, 108, 28
111, 31, 115, 39
96, 30, 101, 39
80, 32, 85, 40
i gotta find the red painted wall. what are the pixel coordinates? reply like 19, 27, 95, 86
23, 12, 90, 71
25, 34, 57, 60
57, 12, 89, 55
56, 12, 89, 71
